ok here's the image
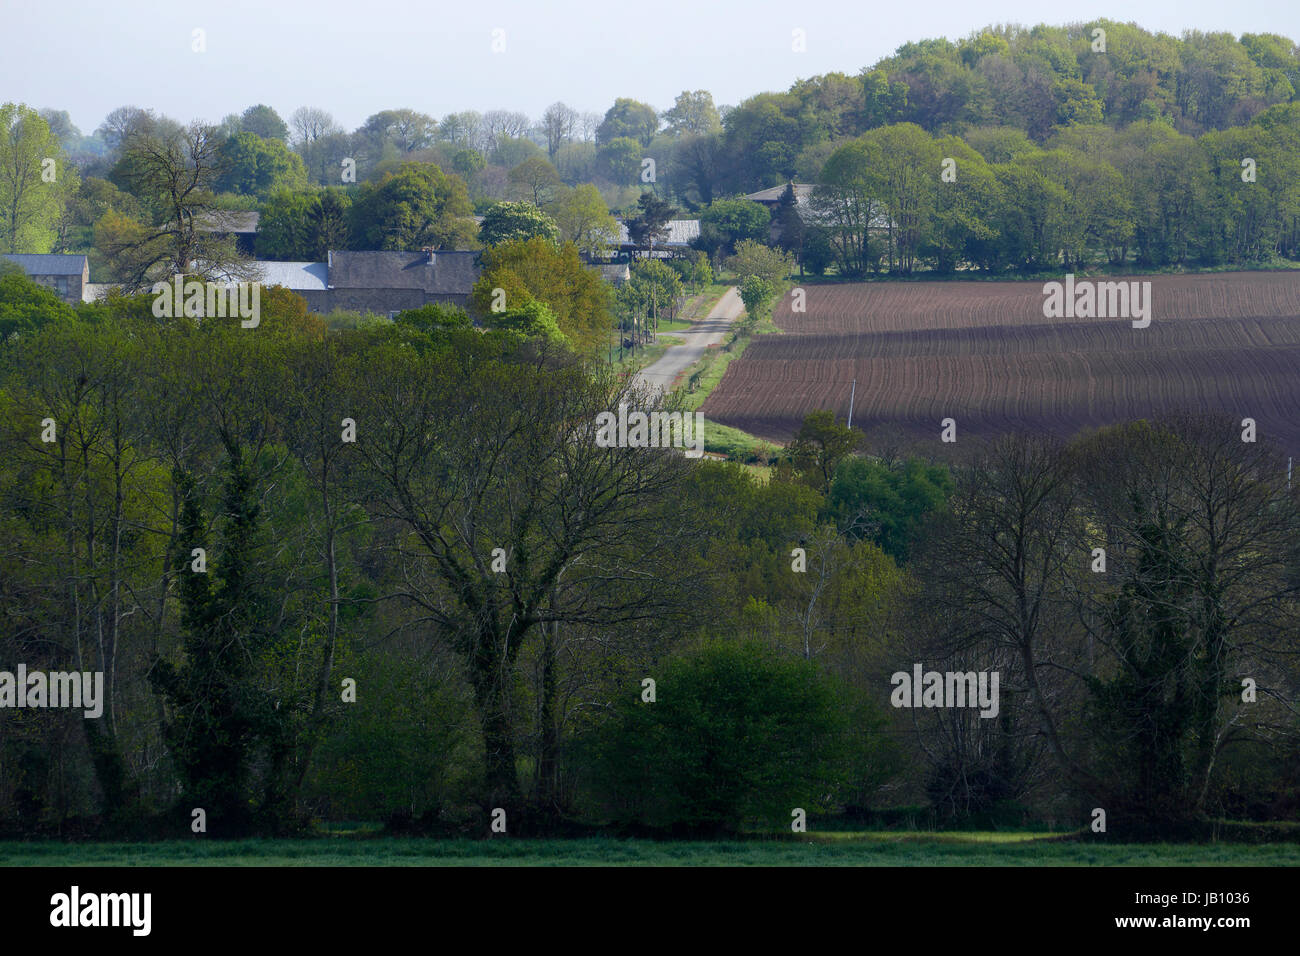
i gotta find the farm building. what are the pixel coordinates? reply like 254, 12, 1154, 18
0, 253, 91, 304
204, 250, 481, 314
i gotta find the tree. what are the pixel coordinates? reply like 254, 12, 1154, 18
100, 121, 253, 289
308, 188, 351, 257
737, 274, 773, 320
357, 109, 437, 157
588, 641, 849, 834
255, 189, 318, 260
669, 249, 712, 292
54, 175, 141, 258
911, 432, 1095, 807
726, 238, 792, 284
1069, 417, 1300, 828
551, 185, 619, 258
37, 109, 81, 155
478, 201, 559, 246
597, 98, 659, 146
216, 132, 308, 198
482, 298, 568, 347
481, 110, 531, 152
469, 238, 611, 353
349, 334, 702, 814
697, 197, 770, 261
663, 90, 722, 136
95, 105, 172, 154
826, 456, 952, 561
771, 182, 805, 263
438, 111, 483, 150
0, 270, 76, 338
289, 107, 340, 147
812, 136, 885, 277
289, 108, 345, 185
240, 104, 289, 141
626, 192, 677, 257
348, 162, 477, 251
541, 102, 578, 157
395, 301, 473, 335
507, 156, 562, 206
621, 259, 683, 342
490, 137, 543, 171
0, 103, 77, 253
786, 409, 862, 493
596, 137, 642, 185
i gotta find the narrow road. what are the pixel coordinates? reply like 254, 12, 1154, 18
633, 286, 743, 398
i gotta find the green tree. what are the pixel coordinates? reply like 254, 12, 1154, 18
551, 184, 618, 258
596, 137, 643, 185
216, 132, 308, 198
507, 157, 562, 206
587, 641, 849, 834
597, 98, 659, 146
239, 104, 290, 141
0, 103, 77, 253
256, 189, 318, 260
663, 90, 721, 136
101, 121, 253, 289
478, 201, 559, 247
348, 162, 477, 251
826, 456, 953, 561
726, 238, 792, 284
626, 192, 677, 256
470, 237, 611, 354
482, 298, 568, 347
737, 274, 773, 321
786, 409, 862, 493
697, 197, 770, 261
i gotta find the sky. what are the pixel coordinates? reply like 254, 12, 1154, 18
2, 0, 1298, 135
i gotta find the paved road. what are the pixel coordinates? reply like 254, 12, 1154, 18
632, 286, 743, 398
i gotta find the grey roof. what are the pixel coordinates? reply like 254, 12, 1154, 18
326, 250, 480, 295
254, 260, 328, 291
2, 253, 88, 276
744, 183, 815, 204
613, 219, 700, 247
196, 211, 261, 233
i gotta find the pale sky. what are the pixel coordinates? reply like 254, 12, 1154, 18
2, 0, 1297, 135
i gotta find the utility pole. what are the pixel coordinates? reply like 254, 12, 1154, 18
847, 378, 857, 429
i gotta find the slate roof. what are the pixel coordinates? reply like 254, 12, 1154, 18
2, 253, 88, 276
326, 250, 479, 295
744, 184, 815, 204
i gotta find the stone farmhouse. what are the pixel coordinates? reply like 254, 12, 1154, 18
1, 254, 92, 304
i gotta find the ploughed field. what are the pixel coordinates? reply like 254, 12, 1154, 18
701, 272, 1300, 454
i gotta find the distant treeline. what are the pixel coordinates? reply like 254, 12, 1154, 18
3, 20, 1295, 286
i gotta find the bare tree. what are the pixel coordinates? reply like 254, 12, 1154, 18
578, 111, 602, 143
289, 106, 341, 147
99, 122, 253, 289
912, 432, 1098, 801
481, 110, 531, 153
541, 102, 577, 158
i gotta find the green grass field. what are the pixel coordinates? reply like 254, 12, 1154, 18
3, 834, 1297, 867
